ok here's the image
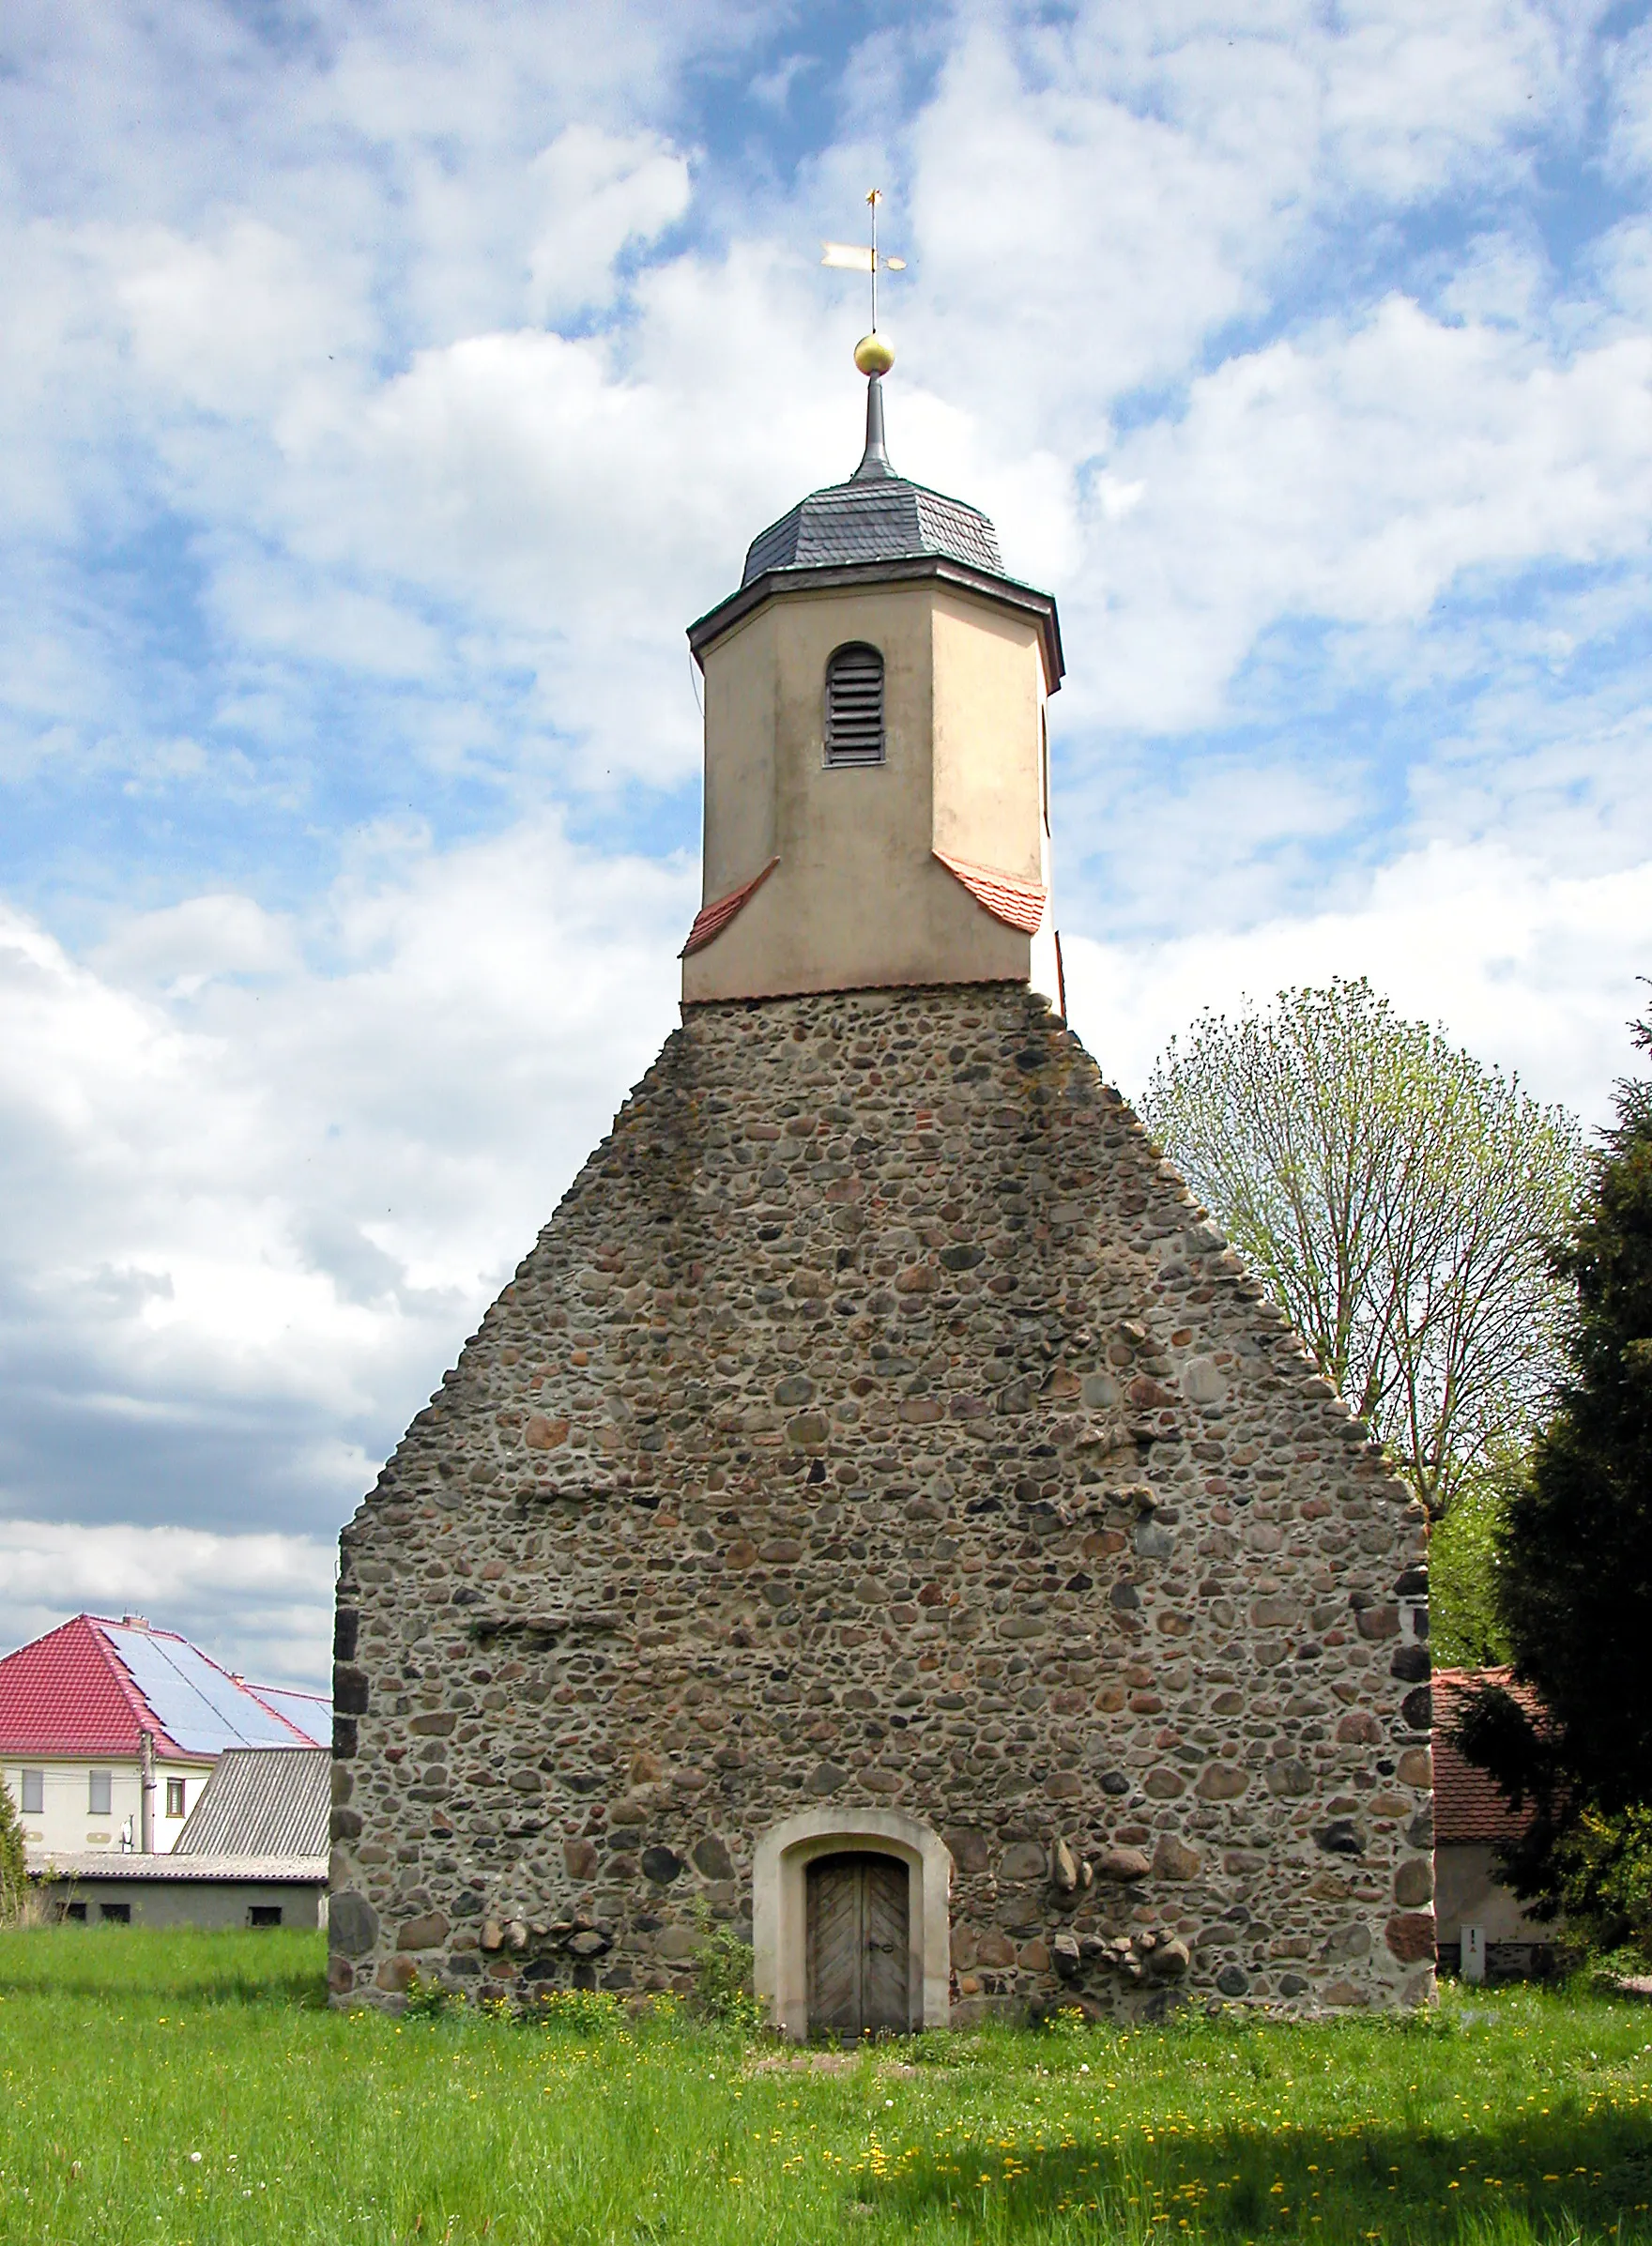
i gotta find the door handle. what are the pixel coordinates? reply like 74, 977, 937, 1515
867, 1940, 895, 1952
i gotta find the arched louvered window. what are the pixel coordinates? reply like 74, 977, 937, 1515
824, 643, 885, 767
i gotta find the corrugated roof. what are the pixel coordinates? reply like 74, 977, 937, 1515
28, 1849, 324, 1883
0, 1614, 325, 1759
1433, 1667, 1545, 1846
175, 1748, 329, 1856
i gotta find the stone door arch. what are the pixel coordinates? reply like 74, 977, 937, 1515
753, 1807, 952, 2038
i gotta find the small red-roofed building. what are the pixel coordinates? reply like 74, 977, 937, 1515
0, 1613, 329, 1863
1432, 1667, 1559, 1979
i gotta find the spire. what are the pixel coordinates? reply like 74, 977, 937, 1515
852, 373, 895, 481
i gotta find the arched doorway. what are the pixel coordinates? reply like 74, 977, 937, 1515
806, 1851, 910, 2037
752, 1807, 953, 2038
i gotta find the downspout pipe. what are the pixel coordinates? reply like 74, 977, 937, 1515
139, 1729, 156, 1855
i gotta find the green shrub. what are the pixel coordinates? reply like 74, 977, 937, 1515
403, 1971, 456, 2020
0, 1779, 25, 1925
690, 1904, 764, 2031
523, 1985, 625, 2034
1554, 1804, 1652, 1965
1430, 1468, 1515, 1666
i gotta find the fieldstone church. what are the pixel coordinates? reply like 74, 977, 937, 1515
329, 352, 1434, 2028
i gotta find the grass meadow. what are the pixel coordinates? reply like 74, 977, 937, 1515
2, 1931, 1651, 2244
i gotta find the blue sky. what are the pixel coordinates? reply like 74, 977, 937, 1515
3, 0, 1651, 1688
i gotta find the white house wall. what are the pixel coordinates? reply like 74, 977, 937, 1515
7, 1758, 213, 1856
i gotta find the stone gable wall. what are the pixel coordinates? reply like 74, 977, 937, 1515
329, 983, 1433, 2017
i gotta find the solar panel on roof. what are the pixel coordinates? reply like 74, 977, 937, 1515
248, 1684, 331, 1747
101, 1627, 304, 1754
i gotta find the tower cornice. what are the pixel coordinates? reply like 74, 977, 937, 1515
688, 552, 1065, 695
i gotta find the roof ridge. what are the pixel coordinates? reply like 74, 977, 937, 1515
237, 1677, 329, 1746
84, 1612, 190, 1641
799, 466, 991, 512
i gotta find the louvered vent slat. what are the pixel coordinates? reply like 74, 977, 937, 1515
825, 644, 885, 767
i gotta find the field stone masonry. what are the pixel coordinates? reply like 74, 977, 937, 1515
329, 365, 1433, 2024
328, 984, 1433, 2019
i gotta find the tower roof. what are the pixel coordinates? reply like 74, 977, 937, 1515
741, 375, 1005, 586
691, 373, 1063, 687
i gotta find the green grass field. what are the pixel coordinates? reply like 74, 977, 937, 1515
2, 1931, 1650, 2244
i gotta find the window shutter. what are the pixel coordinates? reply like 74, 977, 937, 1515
825, 644, 884, 766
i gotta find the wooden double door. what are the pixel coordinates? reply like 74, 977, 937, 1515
805, 1852, 910, 2038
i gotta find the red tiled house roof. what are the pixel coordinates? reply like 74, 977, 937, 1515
0, 1614, 327, 1758
1432, 1667, 1545, 1846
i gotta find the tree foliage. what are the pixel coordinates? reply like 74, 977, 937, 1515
1457, 1006, 1652, 1890
1142, 978, 1583, 1516
1553, 1806, 1652, 1964
1429, 1466, 1514, 1669
0, 1777, 25, 1922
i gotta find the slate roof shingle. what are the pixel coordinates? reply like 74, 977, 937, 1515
742, 473, 1005, 587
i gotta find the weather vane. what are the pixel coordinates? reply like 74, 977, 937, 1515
821, 188, 906, 375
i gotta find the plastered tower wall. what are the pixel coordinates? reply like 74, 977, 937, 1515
329, 985, 1434, 2019
686, 581, 1038, 1003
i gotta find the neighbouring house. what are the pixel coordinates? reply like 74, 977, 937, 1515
2, 1613, 329, 1862
35, 1746, 329, 1930
1432, 1668, 1558, 1979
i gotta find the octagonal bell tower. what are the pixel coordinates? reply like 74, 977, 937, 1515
681, 359, 1065, 1007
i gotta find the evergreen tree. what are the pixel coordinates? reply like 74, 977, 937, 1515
0, 1777, 25, 1921
1458, 1009, 1652, 1901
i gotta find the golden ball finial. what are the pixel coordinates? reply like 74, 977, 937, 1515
853, 331, 895, 377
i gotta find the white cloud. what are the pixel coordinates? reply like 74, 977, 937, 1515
900, 1, 1582, 433
115, 218, 374, 421
1606, 14, 1652, 181
1060, 747, 1370, 935
0, 817, 693, 1541
526, 127, 693, 318
1063, 840, 1652, 1130
0, 0, 1637, 827
3, 0, 1652, 1685
1063, 297, 1652, 735
0, 1518, 335, 1691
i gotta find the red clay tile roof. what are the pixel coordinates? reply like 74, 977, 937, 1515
0, 1614, 169, 1757
0, 1615, 325, 1759
1432, 1667, 1545, 1846
681, 857, 780, 957
933, 850, 1048, 935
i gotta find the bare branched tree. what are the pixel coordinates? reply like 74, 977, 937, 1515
1141, 979, 1583, 1517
